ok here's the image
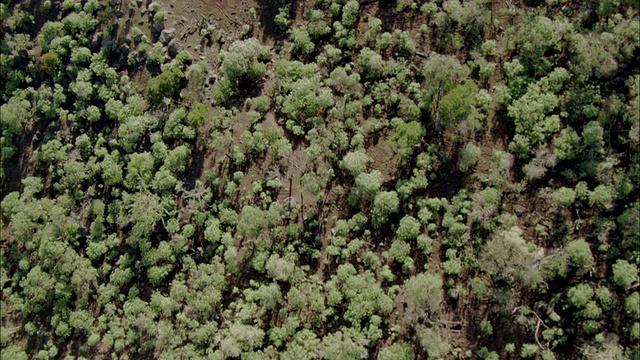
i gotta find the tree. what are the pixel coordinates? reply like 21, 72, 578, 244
507, 83, 560, 158
40, 52, 61, 74
340, 150, 371, 177
291, 27, 314, 56
565, 239, 593, 266
397, 215, 421, 241
371, 191, 400, 225
567, 284, 594, 308
378, 342, 414, 360
354, 170, 382, 200
403, 272, 443, 312
341, 0, 360, 28
479, 226, 537, 283
459, 142, 482, 173
423, 52, 470, 94
552, 187, 576, 206
438, 81, 479, 130
612, 260, 639, 289
220, 38, 270, 84
148, 67, 185, 105
389, 121, 425, 158
238, 205, 268, 238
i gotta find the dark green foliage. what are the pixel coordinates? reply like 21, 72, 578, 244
148, 67, 185, 105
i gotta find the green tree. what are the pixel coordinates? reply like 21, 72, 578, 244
40, 52, 61, 74
341, 0, 360, 28
371, 191, 400, 225
340, 150, 371, 177
148, 67, 185, 105
437, 81, 479, 130
354, 170, 382, 200
378, 342, 414, 360
238, 205, 268, 238
403, 272, 443, 312
291, 27, 315, 56
612, 260, 639, 289
459, 142, 482, 173
397, 215, 421, 241
389, 121, 424, 158
565, 239, 593, 266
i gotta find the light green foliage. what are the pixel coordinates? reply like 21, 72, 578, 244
397, 215, 421, 241
187, 102, 209, 127
366, 17, 382, 43
552, 187, 576, 206
626, 292, 640, 318
480, 226, 537, 281
509, 15, 562, 74
354, 170, 382, 200
163, 144, 191, 173
567, 283, 594, 308
275, 6, 291, 31
358, 47, 387, 79
389, 121, 424, 158
265, 254, 296, 282
423, 52, 470, 93
307, 9, 331, 38
220, 38, 270, 84
403, 272, 443, 311
521, 343, 538, 358
280, 77, 333, 125
378, 342, 413, 360
341, 150, 371, 177
612, 260, 639, 289
459, 142, 482, 173
319, 328, 368, 360
508, 83, 561, 158
341, 0, 359, 28
371, 191, 400, 225
565, 239, 593, 266
238, 205, 268, 238
339, 270, 394, 326
291, 27, 315, 56
416, 326, 451, 358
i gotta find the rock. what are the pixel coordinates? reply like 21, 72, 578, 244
159, 28, 175, 45
92, 33, 104, 48
133, 33, 144, 45
167, 40, 183, 58
152, 22, 164, 34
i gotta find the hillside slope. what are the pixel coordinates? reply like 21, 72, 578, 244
1, 0, 639, 359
